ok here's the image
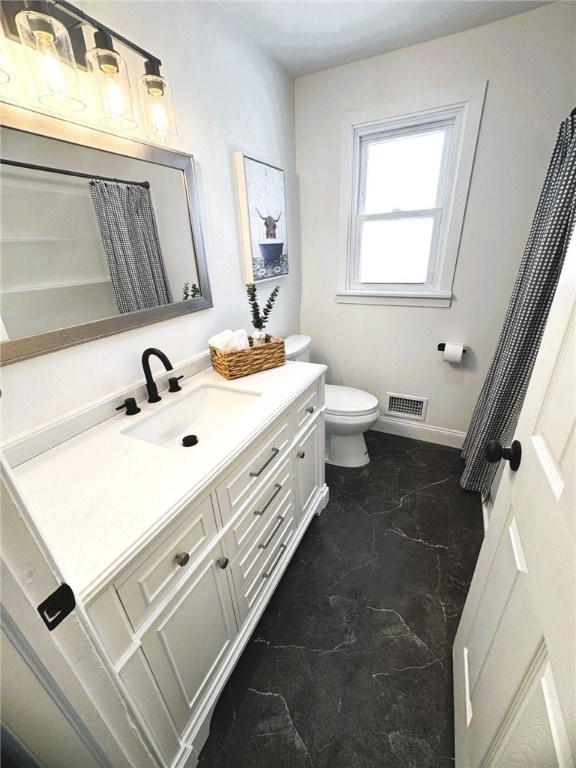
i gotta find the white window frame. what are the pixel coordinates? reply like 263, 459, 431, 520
337, 83, 487, 307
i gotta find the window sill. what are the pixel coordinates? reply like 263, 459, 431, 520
335, 290, 453, 308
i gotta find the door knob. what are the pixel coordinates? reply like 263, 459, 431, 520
485, 440, 522, 471
175, 552, 190, 567
216, 556, 229, 570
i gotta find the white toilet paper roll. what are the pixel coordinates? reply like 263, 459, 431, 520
443, 342, 464, 363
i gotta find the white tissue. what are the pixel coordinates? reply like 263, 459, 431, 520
443, 342, 464, 363
209, 329, 250, 352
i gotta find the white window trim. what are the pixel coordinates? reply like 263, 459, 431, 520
337, 82, 487, 307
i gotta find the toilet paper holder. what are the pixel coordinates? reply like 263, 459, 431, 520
437, 343, 466, 353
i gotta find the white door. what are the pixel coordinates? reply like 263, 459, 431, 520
294, 418, 323, 522
453, 237, 575, 768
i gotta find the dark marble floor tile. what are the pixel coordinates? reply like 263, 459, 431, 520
198, 432, 483, 768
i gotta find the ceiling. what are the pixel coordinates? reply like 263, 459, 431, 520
213, 0, 552, 76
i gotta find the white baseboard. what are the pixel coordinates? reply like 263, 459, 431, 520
372, 416, 466, 449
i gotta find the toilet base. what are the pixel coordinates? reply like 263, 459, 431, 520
325, 432, 370, 467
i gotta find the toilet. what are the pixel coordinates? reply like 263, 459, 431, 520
284, 335, 380, 467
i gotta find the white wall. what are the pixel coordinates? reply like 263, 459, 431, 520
1, 0, 299, 441
296, 3, 575, 444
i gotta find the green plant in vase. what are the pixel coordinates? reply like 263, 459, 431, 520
246, 283, 280, 345
182, 282, 200, 299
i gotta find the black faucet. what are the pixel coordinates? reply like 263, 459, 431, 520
142, 348, 174, 403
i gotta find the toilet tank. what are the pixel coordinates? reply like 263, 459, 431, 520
284, 335, 311, 362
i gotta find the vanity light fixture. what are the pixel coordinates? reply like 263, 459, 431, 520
86, 30, 136, 131
5, 0, 178, 141
14, 1, 85, 112
139, 59, 177, 143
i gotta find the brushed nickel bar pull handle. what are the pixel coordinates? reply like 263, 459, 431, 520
262, 544, 287, 579
259, 516, 285, 549
249, 447, 280, 477
254, 483, 282, 516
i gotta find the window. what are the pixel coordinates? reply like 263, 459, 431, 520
358, 122, 452, 285
337, 85, 486, 306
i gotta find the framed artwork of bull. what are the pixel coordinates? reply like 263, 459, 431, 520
235, 153, 288, 282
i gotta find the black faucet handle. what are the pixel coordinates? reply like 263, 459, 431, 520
168, 375, 184, 392
147, 386, 161, 404
116, 397, 141, 416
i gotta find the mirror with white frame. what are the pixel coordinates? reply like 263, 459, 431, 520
0, 104, 212, 365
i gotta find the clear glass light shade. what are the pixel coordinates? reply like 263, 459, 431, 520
0, 38, 11, 84
139, 73, 177, 143
15, 10, 84, 111
86, 47, 137, 130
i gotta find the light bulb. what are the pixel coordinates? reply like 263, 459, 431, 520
86, 34, 136, 131
139, 62, 177, 143
15, 9, 84, 112
102, 68, 127, 119
35, 31, 66, 97
150, 98, 168, 137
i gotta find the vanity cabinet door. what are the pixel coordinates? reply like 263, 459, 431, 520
139, 539, 238, 734
115, 494, 218, 631
294, 417, 324, 523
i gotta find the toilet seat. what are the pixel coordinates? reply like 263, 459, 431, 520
325, 385, 379, 417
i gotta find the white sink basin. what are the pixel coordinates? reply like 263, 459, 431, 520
122, 384, 261, 449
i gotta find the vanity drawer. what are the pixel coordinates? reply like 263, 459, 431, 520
294, 383, 321, 432
230, 497, 297, 624
115, 494, 218, 630
216, 416, 291, 525
223, 455, 293, 558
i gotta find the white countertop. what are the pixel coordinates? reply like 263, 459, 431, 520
12, 362, 325, 599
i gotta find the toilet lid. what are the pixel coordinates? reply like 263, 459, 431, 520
284, 335, 311, 359
325, 385, 379, 416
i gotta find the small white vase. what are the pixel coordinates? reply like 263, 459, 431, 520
252, 328, 266, 346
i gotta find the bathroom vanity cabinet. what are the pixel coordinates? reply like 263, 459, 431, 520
10, 362, 328, 768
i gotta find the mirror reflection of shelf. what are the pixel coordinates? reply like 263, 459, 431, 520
0, 236, 80, 242
1, 280, 117, 340
1, 234, 110, 292
1, 277, 113, 293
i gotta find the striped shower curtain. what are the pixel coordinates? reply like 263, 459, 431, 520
90, 180, 173, 313
461, 113, 576, 499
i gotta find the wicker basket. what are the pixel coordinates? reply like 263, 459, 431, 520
210, 336, 285, 380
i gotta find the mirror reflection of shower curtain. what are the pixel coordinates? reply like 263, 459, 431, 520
89, 180, 173, 313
